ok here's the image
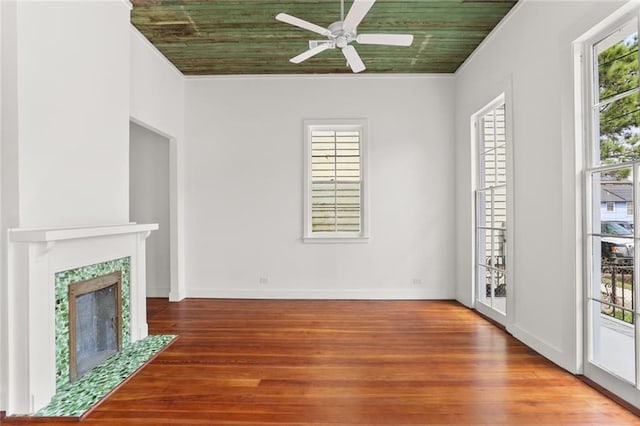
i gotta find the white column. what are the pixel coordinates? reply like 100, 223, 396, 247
130, 230, 151, 341
27, 242, 57, 412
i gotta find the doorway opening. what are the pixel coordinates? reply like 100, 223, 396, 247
130, 121, 172, 298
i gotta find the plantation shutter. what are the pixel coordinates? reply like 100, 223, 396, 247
480, 104, 506, 188
479, 103, 507, 261
311, 129, 361, 233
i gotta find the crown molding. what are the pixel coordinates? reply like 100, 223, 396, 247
184, 73, 454, 81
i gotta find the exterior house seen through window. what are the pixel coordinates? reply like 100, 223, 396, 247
303, 119, 369, 242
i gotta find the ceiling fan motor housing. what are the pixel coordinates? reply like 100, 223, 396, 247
328, 21, 356, 48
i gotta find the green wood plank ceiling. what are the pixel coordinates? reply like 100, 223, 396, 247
131, 0, 518, 75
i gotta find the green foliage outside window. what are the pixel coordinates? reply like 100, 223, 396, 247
598, 34, 640, 170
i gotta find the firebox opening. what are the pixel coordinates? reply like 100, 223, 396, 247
68, 271, 123, 382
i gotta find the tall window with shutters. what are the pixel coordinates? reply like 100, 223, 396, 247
474, 95, 508, 320
303, 119, 369, 242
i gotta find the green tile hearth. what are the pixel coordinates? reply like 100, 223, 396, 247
35, 334, 175, 417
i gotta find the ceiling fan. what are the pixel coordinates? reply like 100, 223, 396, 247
276, 0, 414, 73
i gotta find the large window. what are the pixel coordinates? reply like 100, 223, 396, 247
303, 119, 369, 242
584, 16, 638, 387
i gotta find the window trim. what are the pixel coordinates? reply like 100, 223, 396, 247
303, 119, 370, 243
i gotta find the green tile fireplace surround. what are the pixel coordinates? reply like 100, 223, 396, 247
36, 257, 175, 418
55, 257, 132, 389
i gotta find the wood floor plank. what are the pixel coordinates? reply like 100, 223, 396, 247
3, 299, 639, 425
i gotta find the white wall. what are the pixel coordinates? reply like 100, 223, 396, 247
0, 0, 7, 413
1, 0, 132, 412
455, 0, 626, 373
130, 26, 185, 301
15, 1, 131, 227
185, 76, 455, 299
130, 122, 171, 297
130, 27, 184, 139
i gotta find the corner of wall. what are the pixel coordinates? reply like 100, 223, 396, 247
454, 0, 524, 78
0, 0, 19, 412
130, 24, 184, 80
0, 0, 4, 413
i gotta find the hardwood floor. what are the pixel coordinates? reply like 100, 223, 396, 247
3, 299, 639, 425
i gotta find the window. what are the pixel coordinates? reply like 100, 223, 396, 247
303, 119, 369, 242
583, 15, 639, 386
474, 95, 508, 320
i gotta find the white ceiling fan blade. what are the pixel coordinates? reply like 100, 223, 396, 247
276, 13, 331, 37
356, 34, 414, 47
343, 0, 376, 34
342, 45, 366, 73
290, 42, 335, 64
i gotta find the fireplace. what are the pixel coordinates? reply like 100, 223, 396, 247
5, 223, 158, 415
68, 271, 123, 382
55, 257, 132, 390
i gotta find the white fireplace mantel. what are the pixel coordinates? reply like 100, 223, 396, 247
9, 223, 158, 243
5, 223, 158, 415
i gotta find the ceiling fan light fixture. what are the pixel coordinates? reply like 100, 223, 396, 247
276, 0, 413, 73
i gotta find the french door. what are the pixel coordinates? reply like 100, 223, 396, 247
583, 11, 640, 401
474, 96, 509, 325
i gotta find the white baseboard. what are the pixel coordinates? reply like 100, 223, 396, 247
186, 287, 455, 300
146, 286, 170, 298
168, 290, 184, 302
509, 323, 576, 373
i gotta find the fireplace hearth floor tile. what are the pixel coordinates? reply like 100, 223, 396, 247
35, 334, 176, 417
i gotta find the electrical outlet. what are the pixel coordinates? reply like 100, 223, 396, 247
259, 277, 270, 284
412, 278, 423, 285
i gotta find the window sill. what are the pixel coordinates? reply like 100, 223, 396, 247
303, 235, 370, 244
